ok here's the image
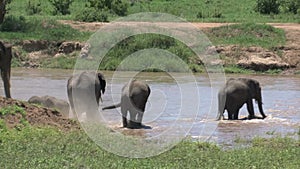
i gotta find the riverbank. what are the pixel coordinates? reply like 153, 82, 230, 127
6, 21, 300, 75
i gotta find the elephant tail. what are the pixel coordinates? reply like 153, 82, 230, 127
102, 103, 121, 110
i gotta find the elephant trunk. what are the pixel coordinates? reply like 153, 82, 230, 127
255, 94, 267, 119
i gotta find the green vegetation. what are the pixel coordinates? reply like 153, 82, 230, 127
206, 22, 286, 48
0, 105, 28, 128
0, 16, 91, 41
3, 0, 299, 22
0, 125, 299, 168
0, 1, 293, 74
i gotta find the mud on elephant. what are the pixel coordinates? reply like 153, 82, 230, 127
217, 78, 267, 120
67, 71, 106, 121
102, 80, 151, 129
0, 41, 12, 98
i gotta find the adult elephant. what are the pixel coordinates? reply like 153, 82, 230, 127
217, 78, 267, 120
102, 80, 151, 129
67, 71, 106, 121
28, 95, 70, 117
0, 41, 12, 98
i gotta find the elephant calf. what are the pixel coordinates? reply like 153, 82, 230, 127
102, 80, 151, 129
28, 95, 70, 117
67, 71, 106, 121
217, 78, 267, 120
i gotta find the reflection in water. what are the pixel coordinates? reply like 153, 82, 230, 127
2, 68, 299, 148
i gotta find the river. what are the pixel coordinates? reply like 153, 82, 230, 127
2, 68, 299, 149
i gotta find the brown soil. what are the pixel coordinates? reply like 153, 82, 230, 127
0, 96, 80, 131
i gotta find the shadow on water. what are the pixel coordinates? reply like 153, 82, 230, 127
3, 68, 300, 149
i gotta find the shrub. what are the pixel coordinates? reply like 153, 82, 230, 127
48, 0, 74, 15
26, 0, 42, 15
0, 15, 28, 32
255, 0, 280, 14
280, 0, 300, 14
75, 8, 109, 22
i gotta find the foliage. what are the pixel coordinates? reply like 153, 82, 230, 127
48, 0, 74, 15
0, 15, 28, 32
26, 0, 42, 15
280, 0, 300, 14
255, 0, 280, 14
75, 0, 128, 22
75, 7, 109, 22
87, 0, 128, 16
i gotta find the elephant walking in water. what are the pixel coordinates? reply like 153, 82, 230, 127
217, 78, 267, 120
102, 80, 151, 129
0, 41, 12, 98
67, 71, 106, 121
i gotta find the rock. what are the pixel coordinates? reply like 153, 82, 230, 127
79, 43, 90, 58
237, 54, 290, 71
58, 41, 83, 54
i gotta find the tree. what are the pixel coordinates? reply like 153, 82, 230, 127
0, 0, 11, 24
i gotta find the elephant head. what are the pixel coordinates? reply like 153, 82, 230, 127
0, 41, 12, 98
243, 78, 266, 119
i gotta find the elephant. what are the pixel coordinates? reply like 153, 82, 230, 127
0, 41, 12, 98
28, 95, 70, 117
217, 78, 267, 120
67, 71, 106, 121
102, 80, 151, 129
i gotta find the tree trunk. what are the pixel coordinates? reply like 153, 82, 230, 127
0, 0, 7, 24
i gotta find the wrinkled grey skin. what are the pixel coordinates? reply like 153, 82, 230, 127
28, 95, 70, 117
217, 78, 267, 120
0, 41, 12, 98
102, 80, 151, 129
67, 71, 106, 121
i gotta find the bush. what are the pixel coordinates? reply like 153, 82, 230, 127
75, 8, 109, 22
87, 0, 128, 16
26, 0, 42, 15
280, 0, 300, 14
255, 0, 280, 14
0, 15, 28, 32
48, 0, 74, 15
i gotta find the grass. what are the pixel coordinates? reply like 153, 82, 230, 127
0, 125, 299, 168
0, 16, 92, 41
6, 0, 300, 23
205, 22, 286, 48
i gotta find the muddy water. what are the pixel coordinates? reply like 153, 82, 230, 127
3, 68, 299, 148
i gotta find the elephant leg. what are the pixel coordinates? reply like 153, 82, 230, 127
227, 106, 239, 120
128, 109, 139, 129
136, 111, 144, 126
1, 69, 11, 98
246, 100, 255, 119
121, 106, 128, 127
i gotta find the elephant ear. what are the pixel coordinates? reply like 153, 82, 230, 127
98, 73, 106, 94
